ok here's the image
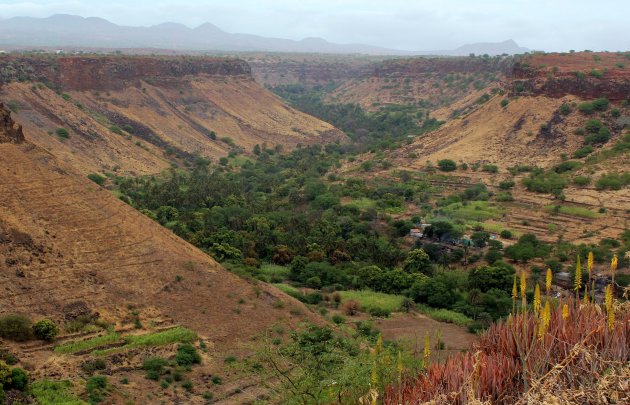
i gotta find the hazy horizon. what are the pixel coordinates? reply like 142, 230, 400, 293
0, 0, 628, 52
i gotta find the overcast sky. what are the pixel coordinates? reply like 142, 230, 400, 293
0, 0, 628, 52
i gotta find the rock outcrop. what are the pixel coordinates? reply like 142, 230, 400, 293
0, 55, 251, 91
0, 102, 24, 143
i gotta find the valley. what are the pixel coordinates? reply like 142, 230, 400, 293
0, 50, 628, 404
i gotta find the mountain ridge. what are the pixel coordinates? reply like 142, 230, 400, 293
0, 14, 529, 56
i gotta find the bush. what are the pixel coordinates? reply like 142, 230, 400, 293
595, 172, 630, 190
87, 173, 106, 186
331, 314, 345, 324
142, 357, 168, 380
437, 159, 457, 172
343, 300, 360, 316
175, 344, 201, 366
0, 315, 33, 342
500, 230, 512, 239
56, 127, 69, 138
32, 319, 58, 341
554, 160, 581, 173
573, 176, 591, 186
8, 367, 28, 390
81, 359, 107, 375
499, 180, 515, 190
522, 171, 567, 195
572, 146, 593, 158
482, 164, 498, 173
558, 103, 572, 115
577, 102, 594, 114
500, 99, 509, 108
585, 119, 603, 133
584, 127, 611, 145
86, 376, 108, 403
592, 97, 609, 111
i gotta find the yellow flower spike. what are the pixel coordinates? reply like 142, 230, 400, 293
371, 361, 377, 386
533, 284, 541, 314
574, 255, 582, 292
583, 285, 589, 304
512, 276, 518, 300
542, 301, 551, 329
605, 284, 613, 312
611, 255, 618, 281
422, 333, 431, 369
375, 334, 383, 356
520, 270, 527, 298
562, 304, 569, 320
607, 307, 615, 332
587, 251, 594, 277
545, 268, 552, 296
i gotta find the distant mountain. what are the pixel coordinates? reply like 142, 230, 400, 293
0, 14, 529, 56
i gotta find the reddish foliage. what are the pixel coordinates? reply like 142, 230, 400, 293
385, 301, 630, 404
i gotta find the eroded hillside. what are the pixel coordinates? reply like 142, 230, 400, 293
0, 103, 320, 403
0, 55, 345, 176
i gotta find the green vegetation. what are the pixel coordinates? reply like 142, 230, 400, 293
87, 173, 106, 186
0, 315, 33, 342
32, 319, 59, 341
92, 327, 196, 356
414, 304, 473, 327
31, 380, 87, 405
54, 333, 120, 355
338, 290, 407, 315
595, 172, 630, 190
437, 159, 457, 172
56, 127, 69, 139
545, 205, 602, 219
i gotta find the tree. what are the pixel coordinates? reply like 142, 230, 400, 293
471, 231, 490, 248
468, 262, 515, 292
32, 319, 58, 341
403, 249, 433, 276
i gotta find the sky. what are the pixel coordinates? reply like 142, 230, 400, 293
0, 0, 628, 52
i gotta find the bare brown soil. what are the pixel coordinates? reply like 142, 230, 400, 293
0, 55, 345, 176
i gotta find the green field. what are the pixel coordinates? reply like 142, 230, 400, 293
338, 290, 406, 313
54, 333, 121, 354
342, 197, 377, 210
415, 304, 473, 327
440, 201, 503, 222
259, 264, 290, 280
92, 327, 197, 356
544, 205, 602, 219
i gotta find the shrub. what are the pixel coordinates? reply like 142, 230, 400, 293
577, 102, 594, 114
437, 159, 457, 172
500, 230, 513, 239
573, 175, 591, 186
56, 128, 69, 138
554, 160, 580, 173
572, 146, 593, 158
584, 127, 611, 145
500, 99, 509, 108
495, 192, 514, 202
142, 357, 168, 380
81, 359, 107, 375
595, 172, 630, 190
558, 103, 572, 115
0, 315, 33, 342
592, 97, 609, 111
175, 344, 201, 366
584, 119, 603, 133
522, 171, 567, 195
86, 376, 108, 403
0, 362, 11, 386
499, 180, 515, 190
331, 314, 345, 325
343, 300, 360, 316
32, 319, 58, 342
482, 164, 498, 173
182, 380, 193, 392
8, 367, 29, 390
87, 173, 106, 186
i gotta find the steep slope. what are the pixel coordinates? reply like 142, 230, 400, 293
0, 104, 311, 362
326, 56, 509, 111
0, 55, 345, 176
